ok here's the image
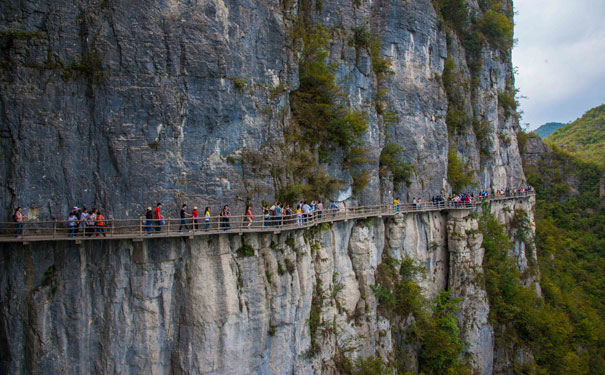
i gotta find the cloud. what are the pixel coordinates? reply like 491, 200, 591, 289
513, 0, 605, 128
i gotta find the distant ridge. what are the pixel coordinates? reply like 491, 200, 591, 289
545, 104, 605, 165
534, 122, 565, 138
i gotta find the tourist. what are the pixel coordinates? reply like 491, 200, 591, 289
155, 203, 163, 232
96, 211, 106, 237
246, 205, 253, 227
274, 202, 282, 226
302, 201, 311, 223
87, 209, 97, 236
330, 202, 339, 217
263, 206, 270, 227
14, 207, 23, 238
179, 204, 191, 234
145, 207, 153, 235
393, 197, 400, 212
418, 198, 423, 209
317, 201, 323, 219
296, 204, 302, 226
192, 207, 199, 231
284, 204, 293, 225
68, 211, 77, 237
204, 207, 210, 230
80, 208, 89, 236
221, 205, 231, 229
412, 197, 417, 210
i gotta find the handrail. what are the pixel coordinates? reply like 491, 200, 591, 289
0, 192, 535, 243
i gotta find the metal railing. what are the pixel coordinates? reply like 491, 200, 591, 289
0, 191, 534, 243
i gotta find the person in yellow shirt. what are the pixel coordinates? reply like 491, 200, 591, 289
296, 205, 303, 226
393, 197, 400, 212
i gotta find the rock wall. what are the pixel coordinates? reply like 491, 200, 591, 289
0, 0, 524, 221
0, 197, 536, 375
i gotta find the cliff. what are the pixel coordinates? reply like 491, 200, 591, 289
0, 197, 536, 374
1, 0, 524, 220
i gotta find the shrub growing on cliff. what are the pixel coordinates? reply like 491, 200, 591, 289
379, 143, 414, 187
447, 148, 475, 191
478, 10, 514, 51
283, 23, 369, 199
372, 255, 471, 374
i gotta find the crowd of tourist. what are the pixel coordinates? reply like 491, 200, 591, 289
8, 187, 534, 237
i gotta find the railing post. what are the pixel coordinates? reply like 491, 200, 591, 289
53, 220, 57, 239
167, 218, 171, 236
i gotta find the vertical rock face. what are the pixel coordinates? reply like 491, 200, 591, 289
0, 198, 537, 375
0, 0, 524, 220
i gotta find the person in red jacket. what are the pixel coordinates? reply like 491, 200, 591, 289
96, 211, 106, 237
192, 206, 199, 231
155, 203, 163, 232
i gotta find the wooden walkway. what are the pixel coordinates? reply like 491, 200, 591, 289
0, 193, 534, 244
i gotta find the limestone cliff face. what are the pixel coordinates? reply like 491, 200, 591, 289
0, 197, 536, 375
0, 0, 524, 220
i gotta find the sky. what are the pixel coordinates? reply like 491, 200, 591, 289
512, 0, 605, 130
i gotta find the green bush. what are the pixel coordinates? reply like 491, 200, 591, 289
498, 88, 518, 118
371, 254, 471, 374
379, 143, 413, 187
351, 26, 372, 50
447, 147, 475, 191
237, 242, 255, 257
442, 57, 469, 135
478, 10, 514, 51
433, 0, 469, 33
472, 117, 493, 159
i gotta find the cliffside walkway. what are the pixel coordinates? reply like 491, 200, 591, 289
0, 193, 534, 244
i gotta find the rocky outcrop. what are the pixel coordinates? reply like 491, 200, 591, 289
1, 0, 524, 221
0, 197, 536, 375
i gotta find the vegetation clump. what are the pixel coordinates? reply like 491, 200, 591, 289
379, 143, 414, 187
237, 242, 255, 257
447, 147, 475, 191
480, 171, 605, 375
370, 255, 471, 374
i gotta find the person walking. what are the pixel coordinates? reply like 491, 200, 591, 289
145, 207, 153, 235
393, 197, 400, 212
14, 207, 23, 238
221, 205, 231, 230
274, 202, 282, 226
246, 205, 254, 228
330, 202, 338, 217
263, 206, 270, 227
68, 211, 77, 237
317, 201, 323, 219
80, 208, 89, 236
296, 204, 303, 226
87, 209, 97, 236
204, 207, 211, 230
192, 207, 199, 231
96, 211, 106, 237
284, 204, 293, 225
155, 203, 163, 232
179, 204, 191, 234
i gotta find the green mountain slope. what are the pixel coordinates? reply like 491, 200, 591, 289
518, 137, 605, 374
546, 104, 605, 164
534, 122, 565, 138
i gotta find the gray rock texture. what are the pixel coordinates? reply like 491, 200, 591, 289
0, 198, 537, 375
1, 0, 525, 221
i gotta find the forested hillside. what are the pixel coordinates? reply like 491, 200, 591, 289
546, 104, 605, 165
534, 122, 564, 139
519, 134, 605, 374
